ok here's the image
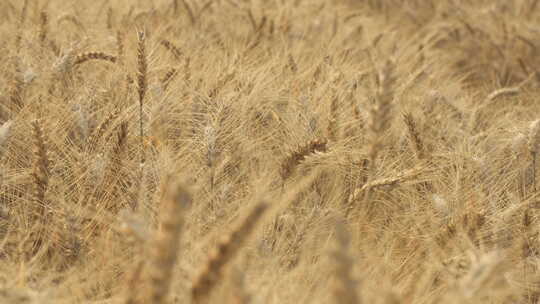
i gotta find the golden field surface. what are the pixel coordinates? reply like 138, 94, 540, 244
2, 0, 540, 303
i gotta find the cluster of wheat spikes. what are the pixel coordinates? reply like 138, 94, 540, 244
4, 0, 540, 303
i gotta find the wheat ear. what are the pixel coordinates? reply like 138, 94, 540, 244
226, 266, 251, 304
103, 121, 129, 212
363, 59, 396, 205
86, 108, 120, 153
329, 220, 361, 304
137, 30, 147, 166
191, 203, 268, 303
328, 92, 339, 142
351, 164, 428, 200
38, 11, 48, 45
367, 59, 396, 171
161, 68, 178, 91
73, 52, 117, 66
31, 119, 50, 212
30, 119, 51, 254
160, 39, 183, 61
281, 139, 328, 181
15, 0, 29, 50
528, 119, 540, 192
117, 30, 125, 65
106, 7, 114, 29
124, 259, 145, 304
145, 182, 190, 304
57, 14, 85, 32
8, 75, 24, 110
403, 112, 425, 160
0, 120, 12, 153
183, 57, 191, 85
181, 0, 196, 25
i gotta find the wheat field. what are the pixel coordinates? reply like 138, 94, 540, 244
2, 0, 540, 303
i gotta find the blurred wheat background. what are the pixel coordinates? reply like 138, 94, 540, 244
2, 0, 540, 303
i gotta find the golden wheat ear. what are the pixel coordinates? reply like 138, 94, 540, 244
137, 30, 148, 166
160, 39, 183, 61
403, 112, 425, 160
367, 58, 396, 169
38, 11, 48, 46
31, 119, 50, 211
29, 119, 51, 255
144, 182, 191, 304
73, 52, 117, 66
191, 202, 269, 304
281, 139, 328, 181
0, 120, 13, 150
528, 119, 540, 192
329, 220, 361, 304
